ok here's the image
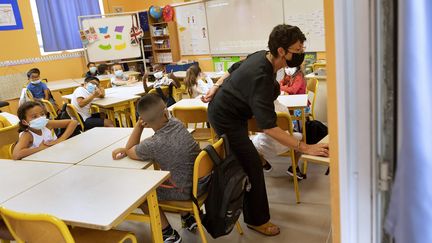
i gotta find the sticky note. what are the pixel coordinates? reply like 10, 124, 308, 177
99, 44, 112, 50
114, 42, 126, 50
99, 26, 108, 34
115, 26, 124, 33
116, 34, 122, 40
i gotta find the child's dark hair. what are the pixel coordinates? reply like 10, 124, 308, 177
27, 68, 40, 78
84, 76, 100, 84
184, 65, 201, 97
273, 81, 281, 100
98, 64, 109, 74
268, 24, 306, 57
87, 62, 96, 68
136, 94, 165, 122
17, 101, 46, 132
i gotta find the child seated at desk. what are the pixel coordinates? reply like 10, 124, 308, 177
252, 82, 306, 179
184, 64, 214, 98
97, 63, 110, 75
25, 68, 59, 111
142, 64, 181, 92
12, 101, 78, 160
110, 63, 137, 86
279, 66, 306, 95
112, 94, 208, 242
85, 62, 99, 78
71, 77, 114, 129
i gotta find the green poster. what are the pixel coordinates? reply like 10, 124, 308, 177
212, 56, 241, 72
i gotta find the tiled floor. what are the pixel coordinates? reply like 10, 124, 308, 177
117, 155, 331, 243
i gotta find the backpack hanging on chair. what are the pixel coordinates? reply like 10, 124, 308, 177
130, 14, 144, 46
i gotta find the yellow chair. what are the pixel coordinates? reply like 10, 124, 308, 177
306, 78, 319, 120
0, 116, 12, 128
149, 86, 181, 101
158, 138, 243, 243
40, 99, 58, 119
172, 106, 215, 144
65, 104, 85, 131
248, 112, 301, 203
0, 124, 19, 159
312, 62, 326, 72
0, 207, 137, 243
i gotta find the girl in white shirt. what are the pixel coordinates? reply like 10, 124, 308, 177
12, 101, 78, 160
184, 65, 214, 98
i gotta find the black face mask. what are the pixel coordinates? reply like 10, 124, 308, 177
286, 52, 305, 68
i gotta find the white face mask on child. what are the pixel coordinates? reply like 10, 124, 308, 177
31, 80, 41, 84
114, 70, 123, 77
29, 116, 49, 130
89, 67, 97, 74
285, 67, 297, 76
154, 71, 163, 79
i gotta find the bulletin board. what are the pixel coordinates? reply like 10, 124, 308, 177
80, 14, 143, 62
0, 0, 23, 31
174, 2, 210, 55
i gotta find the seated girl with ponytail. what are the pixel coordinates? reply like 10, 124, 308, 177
184, 65, 214, 98
12, 101, 78, 160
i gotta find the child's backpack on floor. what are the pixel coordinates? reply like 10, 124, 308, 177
193, 134, 250, 238
55, 103, 81, 138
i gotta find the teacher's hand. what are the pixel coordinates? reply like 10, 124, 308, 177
302, 143, 329, 157
201, 85, 219, 103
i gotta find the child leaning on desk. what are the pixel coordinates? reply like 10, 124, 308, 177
71, 77, 114, 130
184, 64, 214, 98
112, 94, 209, 243
110, 62, 137, 86
12, 101, 78, 160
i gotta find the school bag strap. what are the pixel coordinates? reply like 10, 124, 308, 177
203, 143, 223, 167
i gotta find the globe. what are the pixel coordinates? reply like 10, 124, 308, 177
149, 6, 163, 20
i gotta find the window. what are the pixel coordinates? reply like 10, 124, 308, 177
30, 0, 105, 55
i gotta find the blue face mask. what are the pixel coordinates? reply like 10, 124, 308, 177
114, 70, 123, 78
86, 83, 96, 93
29, 116, 49, 130
89, 67, 97, 74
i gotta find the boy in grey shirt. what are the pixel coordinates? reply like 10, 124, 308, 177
112, 94, 203, 243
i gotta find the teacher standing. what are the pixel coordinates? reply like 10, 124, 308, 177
203, 25, 329, 236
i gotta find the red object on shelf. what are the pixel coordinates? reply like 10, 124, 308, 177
163, 5, 174, 22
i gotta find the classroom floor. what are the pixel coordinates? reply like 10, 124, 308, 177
117, 155, 332, 243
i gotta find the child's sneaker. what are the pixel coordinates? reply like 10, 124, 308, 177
286, 166, 306, 180
181, 213, 197, 232
163, 227, 182, 243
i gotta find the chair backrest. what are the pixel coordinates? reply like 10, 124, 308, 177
0, 115, 12, 128
312, 63, 326, 72
0, 207, 74, 243
248, 112, 294, 134
65, 104, 85, 131
0, 124, 19, 159
148, 86, 169, 96
306, 78, 319, 119
40, 99, 57, 119
192, 138, 224, 196
172, 106, 208, 125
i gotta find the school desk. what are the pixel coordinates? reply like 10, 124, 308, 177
46, 79, 81, 95
0, 160, 70, 204
22, 127, 133, 164
78, 128, 154, 170
299, 135, 330, 173
91, 95, 141, 127
167, 98, 208, 111
2, 165, 170, 242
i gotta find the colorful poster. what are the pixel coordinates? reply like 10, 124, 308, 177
175, 2, 210, 55
212, 56, 241, 72
0, 0, 23, 31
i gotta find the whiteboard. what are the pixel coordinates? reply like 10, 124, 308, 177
205, 0, 284, 55
175, 2, 210, 55
82, 15, 142, 62
283, 0, 325, 52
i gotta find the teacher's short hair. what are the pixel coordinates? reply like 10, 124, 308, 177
268, 24, 306, 57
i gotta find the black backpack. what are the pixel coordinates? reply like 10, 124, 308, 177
305, 120, 328, 144
194, 135, 250, 238
55, 103, 81, 138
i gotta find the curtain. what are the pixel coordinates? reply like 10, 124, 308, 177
35, 0, 101, 52
385, 0, 432, 242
